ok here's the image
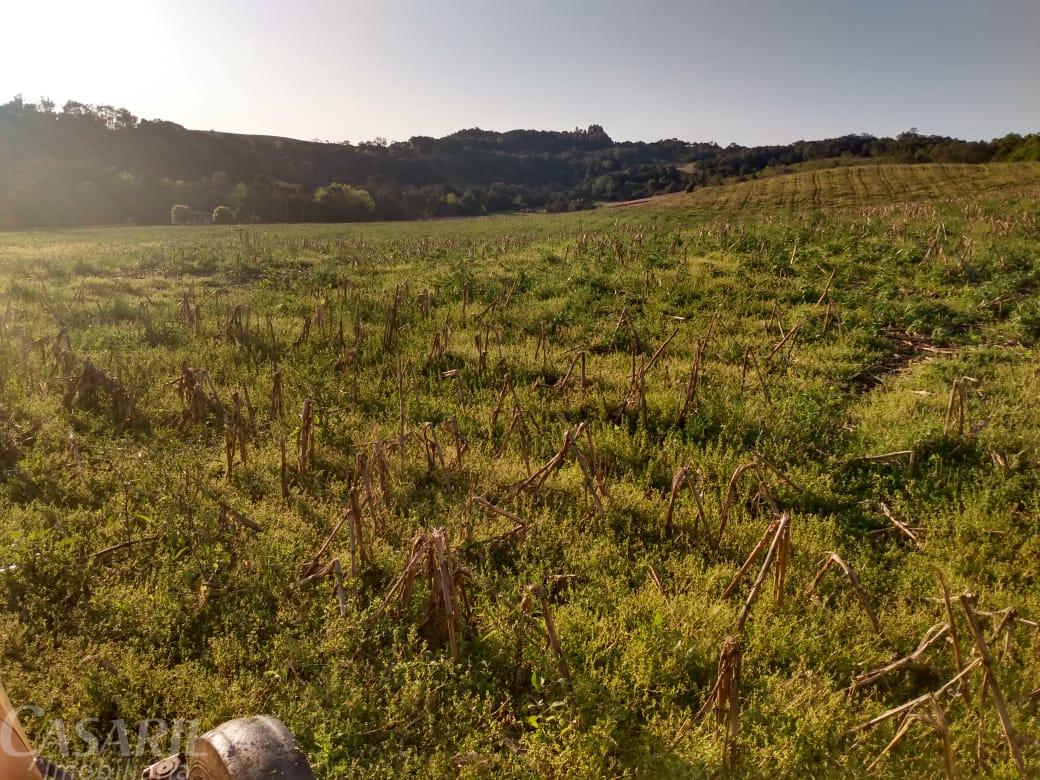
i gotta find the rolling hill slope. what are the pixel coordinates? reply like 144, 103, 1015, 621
3, 96, 1039, 228
609, 162, 1040, 217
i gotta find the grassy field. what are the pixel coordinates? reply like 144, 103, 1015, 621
656, 162, 1040, 215
1, 163, 1040, 777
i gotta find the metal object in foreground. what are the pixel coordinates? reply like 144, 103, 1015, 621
142, 716, 315, 780
140, 754, 186, 779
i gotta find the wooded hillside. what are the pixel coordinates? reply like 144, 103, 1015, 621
1, 95, 1037, 228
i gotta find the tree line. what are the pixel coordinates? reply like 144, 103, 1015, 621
1, 95, 1037, 228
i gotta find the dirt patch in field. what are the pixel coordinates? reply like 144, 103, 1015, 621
847, 327, 956, 391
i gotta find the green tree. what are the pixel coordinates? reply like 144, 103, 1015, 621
212, 205, 235, 224
313, 183, 375, 222
228, 182, 250, 214
592, 175, 616, 199
459, 190, 484, 216
170, 204, 192, 225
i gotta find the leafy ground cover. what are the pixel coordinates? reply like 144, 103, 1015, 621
1, 163, 1039, 777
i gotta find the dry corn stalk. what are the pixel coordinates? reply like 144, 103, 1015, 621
959, 593, 1026, 776
270, 368, 284, 420
355, 452, 383, 530
533, 320, 549, 363
722, 517, 782, 599
867, 694, 956, 779
496, 403, 532, 474
298, 556, 348, 613
489, 374, 515, 433
294, 315, 312, 346
852, 661, 981, 777
419, 287, 433, 317
419, 422, 449, 484
766, 320, 803, 365
382, 284, 403, 354
396, 352, 407, 474
519, 584, 571, 683
179, 289, 202, 333
216, 500, 263, 533
224, 304, 250, 348
66, 428, 83, 468
854, 659, 983, 734
240, 384, 256, 430
822, 300, 836, 334
332, 560, 347, 617
299, 494, 368, 611
719, 461, 798, 603
739, 347, 772, 405
676, 340, 705, 426
471, 495, 527, 525
442, 417, 468, 472
850, 621, 949, 692
944, 376, 976, 437
279, 434, 288, 500
63, 359, 136, 422
516, 424, 608, 519
474, 329, 490, 376
347, 485, 370, 566
384, 529, 470, 659
300, 512, 349, 584
878, 501, 921, 547
717, 460, 780, 546
750, 449, 804, 493
427, 321, 451, 363
173, 362, 225, 428
297, 398, 315, 479
984, 607, 1020, 665
265, 313, 278, 354
139, 301, 163, 346
491, 375, 534, 470
552, 350, 588, 395
936, 573, 971, 704
623, 348, 648, 417
470, 495, 528, 547
373, 438, 392, 499
772, 515, 791, 606
609, 306, 632, 344
734, 513, 790, 632
40, 327, 73, 376
694, 637, 743, 771
614, 314, 650, 412
223, 391, 249, 478
802, 552, 884, 637
928, 696, 957, 780
815, 267, 836, 307
664, 465, 707, 540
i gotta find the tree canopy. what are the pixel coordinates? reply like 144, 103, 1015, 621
1, 96, 1037, 229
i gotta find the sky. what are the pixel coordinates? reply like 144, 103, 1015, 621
3, 0, 1039, 146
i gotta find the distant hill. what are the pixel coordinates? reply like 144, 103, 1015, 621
1, 95, 1038, 229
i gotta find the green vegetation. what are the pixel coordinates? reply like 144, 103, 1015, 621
1, 163, 1040, 777
313, 183, 377, 223
170, 204, 192, 226
3, 94, 1039, 229
658, 161, 1040, 214
211, 205, 235, 226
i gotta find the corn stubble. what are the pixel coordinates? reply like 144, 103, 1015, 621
1, 164, 1039, 776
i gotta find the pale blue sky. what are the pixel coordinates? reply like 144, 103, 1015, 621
3, 0, 1039, 145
